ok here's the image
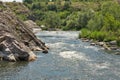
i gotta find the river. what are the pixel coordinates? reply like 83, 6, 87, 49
0, 31, 120, 80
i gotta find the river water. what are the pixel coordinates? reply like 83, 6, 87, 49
0, 31, 120, 80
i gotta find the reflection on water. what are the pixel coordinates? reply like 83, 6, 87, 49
0, 31, 120, 80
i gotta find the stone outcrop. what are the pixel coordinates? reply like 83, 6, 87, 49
24, 20, 40, 29
0, 2, 48, 61
24, 20, 42, 33
0, 30, 37, 61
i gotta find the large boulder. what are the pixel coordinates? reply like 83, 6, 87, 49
0, 2, 48, 61
0, 30, 36, 61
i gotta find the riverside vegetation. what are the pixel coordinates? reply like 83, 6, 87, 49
6, 0, 120, 48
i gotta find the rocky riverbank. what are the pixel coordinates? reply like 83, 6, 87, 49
0, 2, 48, 61
81, 38, 120, 55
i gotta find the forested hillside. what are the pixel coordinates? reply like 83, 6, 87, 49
13, 0, 120, 46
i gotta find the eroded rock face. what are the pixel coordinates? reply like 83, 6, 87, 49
0, 2, 48, 61
0, 30, 37, 61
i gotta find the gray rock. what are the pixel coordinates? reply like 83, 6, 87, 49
0, 31, 36, 61
81, 38, 89, 42
98, 42, 104, 46
109, 41, 117, 45
90, 43, 96, 46
0, 2, 48, 61
110, 47, 118, 50
103, 43, 111, 51
115, 52, 120, 55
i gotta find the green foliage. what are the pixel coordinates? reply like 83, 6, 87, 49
79, 1, 120, 46
87, 13, 103, 31
23, 0, 33, 4
58, 11, 70, 19
31, 2, 42, 10
28, 10, 45, 21
80, 28, 91, 38
102, 13, 120, 31
17, 14, 27, 21
43, 11, 61, 29
101, 1, 120, 19
62, 1, 71, 11
47, 4, 57, 11
90, 31, 107, 41
22, 0, 120, 45
63, 19, 77, 30
0, 3, 7, 10
78, 10, 94, 29
63, 12, 79, 30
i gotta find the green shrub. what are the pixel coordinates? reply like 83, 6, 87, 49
62, 1, 71, 11
96, 31, 107, 41
104, 36, 117, 42
47, 4, 57, 11
58, 11, 70, 19
31, 3, 42, 10
23, 0, 32, 4
80, 28, 91, 38
103, 32, 117, 42
17, 14, 27, 21
89, 31, 117, 42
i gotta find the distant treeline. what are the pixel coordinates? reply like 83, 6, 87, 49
22, 0, 120, 46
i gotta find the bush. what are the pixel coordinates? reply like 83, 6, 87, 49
62, 1, 71, 11
58, 11, 70, 19
28, 10, 45, 21
23, 0, 32, 4
79, 28, 91, 38
103, 31, 116, 42
31, 3, 42, 10
17, 14, 27, 21
44, 11, 61, 29
89, 31, 117, 42
47, 4, 57, 11
96, 32, 106, 41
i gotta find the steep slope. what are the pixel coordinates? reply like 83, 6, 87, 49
5, 2, 30, 21
0, 1, 48, 61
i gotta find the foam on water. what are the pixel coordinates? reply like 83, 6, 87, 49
59, 51, 89, 61
88, 62, 110, 69
84, 45, 100, 51
47, 42, 70, 49
36, 31, 79, 39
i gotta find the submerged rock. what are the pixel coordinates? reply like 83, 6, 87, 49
0, 2, 48, 61
90, 43, 96, 46
97, 42, 104, 46
109, 41, 117, 45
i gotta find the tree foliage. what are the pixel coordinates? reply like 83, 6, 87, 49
80, 1, 120, 45
23, 0, 120, 45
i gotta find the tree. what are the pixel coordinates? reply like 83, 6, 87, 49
87, 13, 103, 31
31, 2, 42, 10
44, 11, 61, 29
47, 4, 57, 11
62, 1, 71, 10
23, 0, 33, 4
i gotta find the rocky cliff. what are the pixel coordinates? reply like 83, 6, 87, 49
0, 2, 48, 61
